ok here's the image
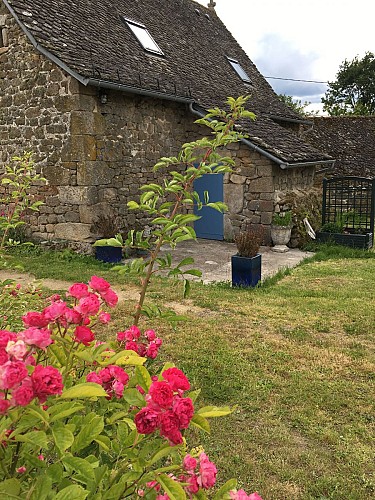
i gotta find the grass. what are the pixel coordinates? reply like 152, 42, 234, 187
1, 243, 375, 499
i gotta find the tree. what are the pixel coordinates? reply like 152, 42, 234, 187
278, 94, 314, 117
322, 52, 375, 116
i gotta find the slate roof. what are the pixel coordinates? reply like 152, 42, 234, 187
4, 0, 332, 166
305, 116, 375, 177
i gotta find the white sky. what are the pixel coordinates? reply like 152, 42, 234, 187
195, 0, 374, 114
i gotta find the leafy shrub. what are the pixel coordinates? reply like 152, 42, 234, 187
0, 276, 262, 499
272, 211, 292, 227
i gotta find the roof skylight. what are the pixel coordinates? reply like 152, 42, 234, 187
123, 17, 164, 56
227, 57, 251, 84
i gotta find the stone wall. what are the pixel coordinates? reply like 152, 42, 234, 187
0, 4, 318, 249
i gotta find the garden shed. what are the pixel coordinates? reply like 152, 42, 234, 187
0, 0, 333, 249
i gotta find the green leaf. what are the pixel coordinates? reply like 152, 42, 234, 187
62, 455, 96, 485
188, 389, 201, 403
60, 383, 107, 399
71, 415, 104, 453
149, 445, 178, 466
45, 463, 63, 484
190, 415, 210, 433
177, 257, 195, 267
0, 478, 21, 497
157, 474, 187, 500
54, 484, 88, 500
94, 435, 111, 452
49, 403, 84, 423
213, 479, 238, 499
122, 388, 146, 407
135, 365, 152, 391
196, 405, 233, 418
29, 475, 53, 500
183, 279, 190, 298
14, 430, 48, 448
52, 424, 74, 453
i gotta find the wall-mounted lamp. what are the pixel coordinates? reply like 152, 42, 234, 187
99, 90, 108, 104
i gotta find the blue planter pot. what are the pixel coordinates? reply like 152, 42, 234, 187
231, 253, 261, 288
95, 246, 123, 263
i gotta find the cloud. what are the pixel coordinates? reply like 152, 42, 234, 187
253, 33, 327, 103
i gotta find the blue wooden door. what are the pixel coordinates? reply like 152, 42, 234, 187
193, 173, 224, 240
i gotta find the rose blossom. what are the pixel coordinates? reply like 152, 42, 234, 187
173, 397, 194, 429
75, 293, 100, 316
6, 340, 28, 360
198, 453, 217, 489
98, 311, 111, 324
0, 330, 17, 348
74, 326, 95, 346
19, 327, 52, 350
43, 301, 68, 321
21, 311, 49, 328
0, 398, 11, 415
64, 308, 83, 325
144, 329, 156, 341
162, 367, 190, 392
0, 348, 9, 364
67, 283, 89, 299
159, 410, 183, 445
87, 372, 102, 384
89, 276, 111, 293
183, 454, 197, 473
229, 491, 263, 500
0, 360, 28, 390
100, 288, 118, 308
12, 380, 34, 406
149, 381, 174, 409
135, 407, 160, 434
146, 342, 159, 359
31, 365, 63, 403
125, 340, 139, 354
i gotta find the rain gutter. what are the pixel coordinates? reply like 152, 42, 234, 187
189, 103, 335, 170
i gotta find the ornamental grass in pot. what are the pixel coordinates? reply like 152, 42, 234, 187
231, 224, 264, 287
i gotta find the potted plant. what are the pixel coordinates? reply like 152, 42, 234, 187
92, 214, 123, 263
270, 210, 292, 253
316, 211, 373, 249
231, 224, 264, 287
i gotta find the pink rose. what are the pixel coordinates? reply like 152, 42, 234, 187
107, 365, 129, 385
146, 342, 159, 359
125, 340, 139, 354
87, 372, 102, 384
185, 474, 199, 494
0, 348, 9, 364
0, 398, 11, 415
159, 410, 182, 445
198, 453, 217, 489
162, 367, 190, 392
99, 311, 111, 324
144, 329, 156, 341
0, 361, 28, 390
173, 397, 194, 429
75, 293, 100, 316
100, 288, 118, 308
19, 327, 53, 350
89, 276, 111, 293
149, 381, 174, 409
12, 380, 34, 406
156, 495, 170, 500
64, 308, 83, 325
135, 407, 160, 434
22, 312, 49, 328
0, 330, 17, 348
43, 301, 68, 321
183, 454, 197, 473
16, 466, 26, 474
229, 491, 263, 500
74, 326, 95, 346
67, 283, 89, 299
112, 380, 124, 398
31, 365, 63, 403
6, 340, 28, 360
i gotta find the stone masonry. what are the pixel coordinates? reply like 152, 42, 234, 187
0, 6, 318, 249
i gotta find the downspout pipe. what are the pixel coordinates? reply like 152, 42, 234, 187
189, 103, 335, 170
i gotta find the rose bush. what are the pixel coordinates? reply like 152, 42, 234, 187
0, 276, 262, 499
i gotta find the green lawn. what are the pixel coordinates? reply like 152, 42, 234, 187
2, 245, 375, 499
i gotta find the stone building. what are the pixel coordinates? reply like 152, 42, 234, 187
0, 0, 333, 248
